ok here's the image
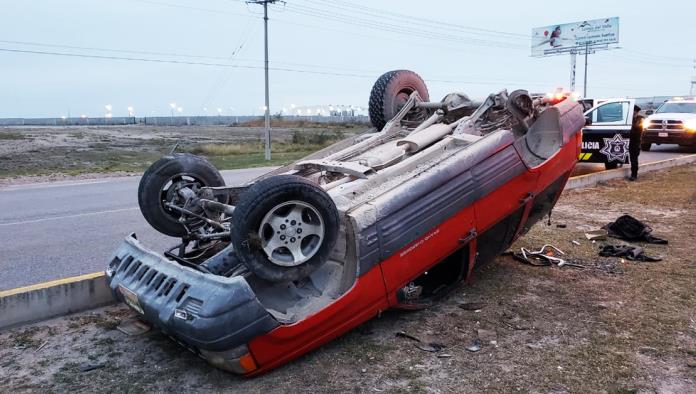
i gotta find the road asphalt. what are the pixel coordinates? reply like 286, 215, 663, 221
0, 145, 692, 290
0, 167, 273, 290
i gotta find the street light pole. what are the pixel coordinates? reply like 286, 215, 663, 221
248, 0, 280, 161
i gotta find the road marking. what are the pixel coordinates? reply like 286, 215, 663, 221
0, 179, 112, 192
0, 272, 105, 297
0, 207, 139, 226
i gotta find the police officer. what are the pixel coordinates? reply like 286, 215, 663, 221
629, 105, 644, 181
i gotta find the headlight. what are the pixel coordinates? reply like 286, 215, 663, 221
641, 118, 651, 129
683, 119, 696, 131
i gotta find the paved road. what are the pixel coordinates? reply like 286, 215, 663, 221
0, 167, 274, 290
1, 145, 693, 291
571, 144, 694, 176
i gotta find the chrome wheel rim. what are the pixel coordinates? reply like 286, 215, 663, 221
258, 200, 325, 267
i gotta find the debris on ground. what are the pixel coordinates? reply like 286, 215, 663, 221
395, 331, 444, 353
116, 318, 152, 336
598, 244, 662, 262
465, 339, 482, 353
79, 363, 106, 373
584, 229, 608, 240
458, 302, 485, 311
394, 331, 420, 342
603, 214, 668, 244
414, 342, 445, 353
508, 244, 586, 269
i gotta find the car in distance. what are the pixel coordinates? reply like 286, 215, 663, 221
641, 98, 696, 151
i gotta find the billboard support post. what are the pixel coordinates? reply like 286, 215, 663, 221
569, 51, 577, 92
583, 43, 589, 97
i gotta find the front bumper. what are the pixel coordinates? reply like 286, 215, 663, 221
105, 234, 279, 371
643, 130, 696, 146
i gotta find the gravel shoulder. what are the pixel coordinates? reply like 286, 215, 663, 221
1, 165, 695, 393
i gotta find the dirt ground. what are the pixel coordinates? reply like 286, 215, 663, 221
1, 165, 695, 393
0, 122, 363, 182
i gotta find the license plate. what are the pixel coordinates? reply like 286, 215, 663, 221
119, 284, 144, 314
658, 132, 668, 137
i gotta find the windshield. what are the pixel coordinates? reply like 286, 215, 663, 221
656, 102, 696, 114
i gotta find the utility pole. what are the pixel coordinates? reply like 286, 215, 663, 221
247, 0, 281, 160
583, 43, 589, 98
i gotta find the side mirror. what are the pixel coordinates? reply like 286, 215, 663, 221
584, 115, 592, 126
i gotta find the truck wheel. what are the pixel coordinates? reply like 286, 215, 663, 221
230, 175, 339, 283
641, 143, 651, 151
138, 153, 225, 237
368, 70, 429, 131
604, 162, 619, 170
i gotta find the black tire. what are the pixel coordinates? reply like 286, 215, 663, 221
368, 70, 429, 130
138, 153, 225, 237
604, 162, 619, 170
230, 175, 339, 283
641, 143, 651, 151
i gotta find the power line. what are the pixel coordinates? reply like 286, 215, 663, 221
125, 0, 251, 17
282, 3, 525, 49
0, 46, 680, 93
301, 0, 529, 40
278, 2, 527, 50
0, 47, 377, 77
0, 38, 382, 73
0, 39, 234, 61
199, 18, 260, 109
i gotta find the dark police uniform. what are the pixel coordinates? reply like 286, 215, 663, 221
629, 113, 644, 179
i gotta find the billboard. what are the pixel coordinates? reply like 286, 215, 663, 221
531, 17, 619, 57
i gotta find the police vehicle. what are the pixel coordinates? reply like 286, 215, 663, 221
579, 98, 637, 170
641, 98, 696, 151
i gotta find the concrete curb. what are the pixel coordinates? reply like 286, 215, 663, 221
1, 154, 694, 330
566, 154, 696, 190
0, 272, 115, 331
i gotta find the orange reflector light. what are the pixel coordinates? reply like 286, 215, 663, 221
239, 353, 258, 373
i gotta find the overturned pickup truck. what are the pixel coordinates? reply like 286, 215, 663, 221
106, 70, 585, 375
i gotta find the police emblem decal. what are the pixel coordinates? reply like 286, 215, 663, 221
599, 134, 630, 162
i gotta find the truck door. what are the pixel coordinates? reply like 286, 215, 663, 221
581, 99, 634, 168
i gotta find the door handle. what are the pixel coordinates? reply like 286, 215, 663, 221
459, 229, 477, 244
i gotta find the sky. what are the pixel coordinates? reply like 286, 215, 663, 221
1, 0, 695, 118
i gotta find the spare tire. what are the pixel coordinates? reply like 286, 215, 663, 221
368, 70, 429, 131
230, 175, 339, 283
138, 153, 225, 237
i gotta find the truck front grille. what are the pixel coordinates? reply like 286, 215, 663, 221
108, 255, 191, 303
646, 119, 684, 131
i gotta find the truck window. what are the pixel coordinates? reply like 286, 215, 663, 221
592, 102, 628, 124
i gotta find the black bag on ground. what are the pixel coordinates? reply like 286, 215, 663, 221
603, 215, 668, 244
598, 245, 661, 262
